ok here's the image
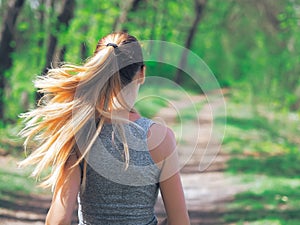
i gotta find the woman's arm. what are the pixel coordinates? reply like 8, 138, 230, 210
159, 172, 190, 225
148, 124, 190, 225
45, 154, 81, 225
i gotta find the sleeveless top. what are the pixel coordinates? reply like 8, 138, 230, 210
78, 117, 161, 225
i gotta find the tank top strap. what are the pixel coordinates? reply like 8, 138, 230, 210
135, 117, 155, 139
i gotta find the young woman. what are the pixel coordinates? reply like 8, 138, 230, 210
19, 32, 190, 225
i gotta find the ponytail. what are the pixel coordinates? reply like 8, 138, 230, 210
19, 32, 144, 191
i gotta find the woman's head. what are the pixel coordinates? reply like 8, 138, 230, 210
94, 32, 145, 87
80, 32, 145, 113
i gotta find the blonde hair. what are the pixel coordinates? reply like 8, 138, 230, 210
18, 32, 144, 191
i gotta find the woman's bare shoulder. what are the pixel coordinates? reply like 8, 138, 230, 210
147, 122, 176, 165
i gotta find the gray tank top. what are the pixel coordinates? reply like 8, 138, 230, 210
78, 117, 161, 225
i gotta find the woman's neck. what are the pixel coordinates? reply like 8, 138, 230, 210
102, 110, 141, 124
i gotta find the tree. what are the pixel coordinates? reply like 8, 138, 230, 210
0, 0, 25, 121
174, 0, 207, 85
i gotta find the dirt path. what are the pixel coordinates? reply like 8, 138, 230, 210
0, 191, 51, 225
0, 92, 248, 225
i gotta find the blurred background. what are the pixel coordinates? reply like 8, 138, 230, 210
0, 0, 300, 224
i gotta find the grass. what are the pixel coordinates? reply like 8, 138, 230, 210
0, 157, 49, 202
227, 152, 300, 178
0, 123, 23, 156
224, 175, 300, 225
216, 98, 300, 224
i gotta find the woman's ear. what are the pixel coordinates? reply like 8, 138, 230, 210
138, 65, 146, 85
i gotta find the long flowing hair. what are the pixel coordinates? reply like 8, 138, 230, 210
18, 32, 144, 191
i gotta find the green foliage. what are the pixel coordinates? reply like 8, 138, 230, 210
1, 0, 299, 124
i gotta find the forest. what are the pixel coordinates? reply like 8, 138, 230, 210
0, 0, 299, 122
0, 0, 300, 224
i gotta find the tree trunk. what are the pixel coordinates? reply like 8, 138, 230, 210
80, 42, 88, 60
58, 45, 67, 62
37, 0, 75, 101
36, 0, 46, 66
131, 0, 142, 12
0, 0, 26, 121
42, 0, 75, 74
79, 24, 89, 60
174, 0, 206, 85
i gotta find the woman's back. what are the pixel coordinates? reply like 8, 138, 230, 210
78, 117, 161, 225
